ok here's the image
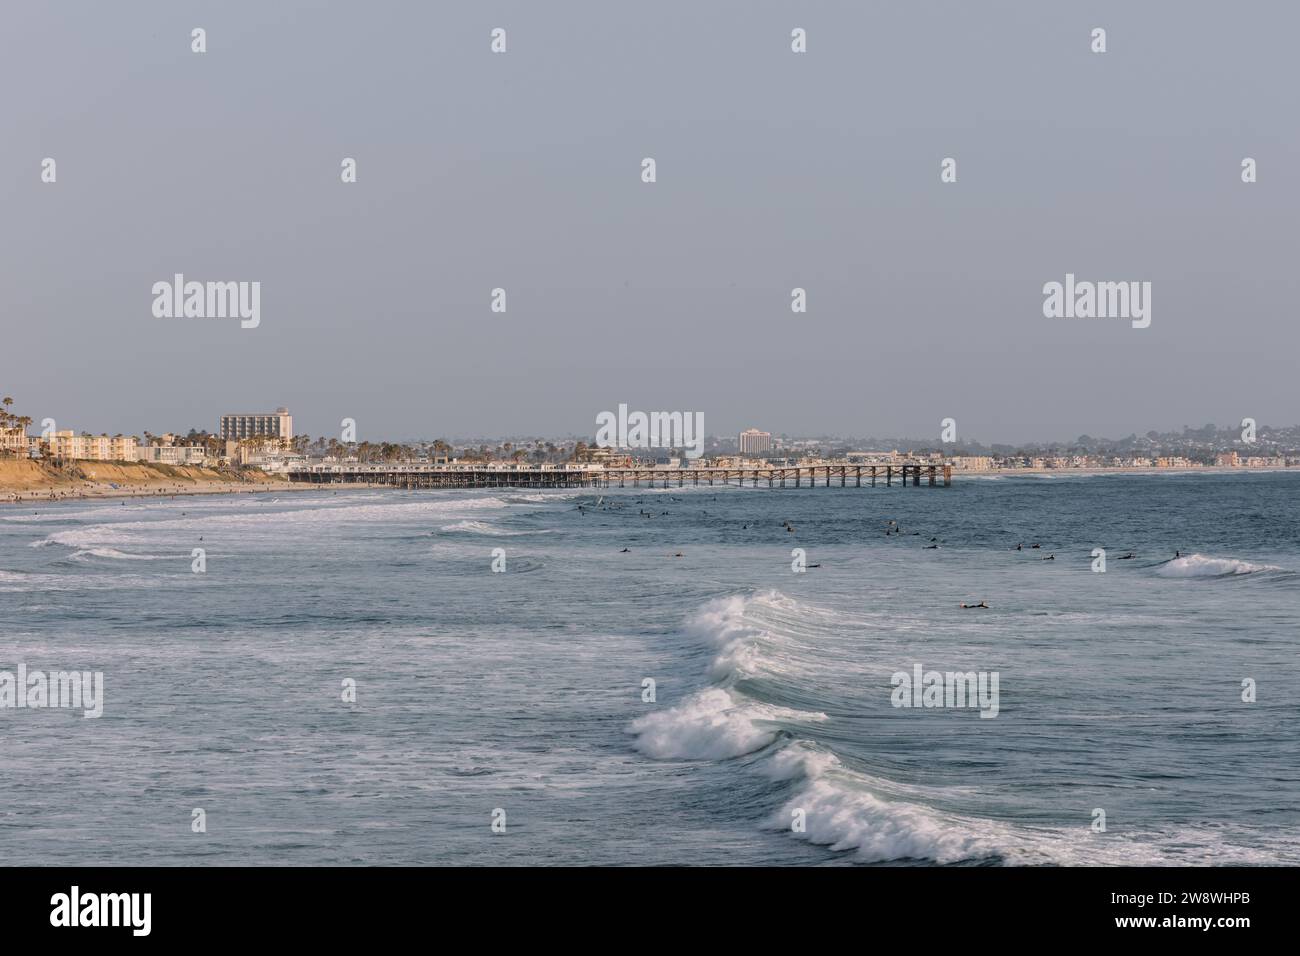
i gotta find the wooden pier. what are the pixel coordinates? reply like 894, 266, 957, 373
286, 463, 952, 490
601, 463, 950, 489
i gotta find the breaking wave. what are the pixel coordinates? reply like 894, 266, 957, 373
1155, 553, 1283, 578
629, 591, 1296, 865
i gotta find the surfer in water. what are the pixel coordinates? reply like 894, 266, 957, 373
960, 601, 989, 609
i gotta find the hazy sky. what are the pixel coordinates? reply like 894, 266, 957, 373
3, 1, 1297, 444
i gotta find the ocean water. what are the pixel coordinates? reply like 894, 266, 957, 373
1, 472, 1297, 866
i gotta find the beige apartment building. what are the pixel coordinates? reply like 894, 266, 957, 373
45, 432, 138, 461
137, 444, 208, 465
949, 456, 995, 471
738, 428, 773, 455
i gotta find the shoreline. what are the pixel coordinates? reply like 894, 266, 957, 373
1, 478, 381, 505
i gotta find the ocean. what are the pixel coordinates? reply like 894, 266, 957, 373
1, 472, 1297, 865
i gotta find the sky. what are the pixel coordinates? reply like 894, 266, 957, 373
2, 1, 1297, 445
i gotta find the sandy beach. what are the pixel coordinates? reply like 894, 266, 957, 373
0, 458, 377, 505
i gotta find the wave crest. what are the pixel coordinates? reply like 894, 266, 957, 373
629, 687, 825, 761
1156, 553, 1282, 578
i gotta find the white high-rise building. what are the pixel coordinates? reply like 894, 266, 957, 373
738, 428, 773, 455
220, 407, 293, 441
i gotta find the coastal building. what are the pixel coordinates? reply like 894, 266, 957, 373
738, 428, 773, 455
845, 450, 898, 464
220, 407, 293, 442
949, 456, 994, 471
586, 447, 633, 467
1, 427, 32, 456
1215, 451, 1240, 467
236, 442, 293, 466
45, 432, 138, 461
137, 444, 207, 465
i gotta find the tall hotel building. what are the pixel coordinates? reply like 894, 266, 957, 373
220, 407, 293, 441
738, 428, 773, 455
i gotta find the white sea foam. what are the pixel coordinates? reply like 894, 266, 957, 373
758, 738, 1297, 865
749, 739, 1016, 862
683, 594, 770, 679
1156, 553, 1282, 578
502, 492, 580, 503
629, 686, 826, 760
69, 548, 173, 562
439, 520, 552, 536
771, 773, 1014, 864
30, 495, 514, 550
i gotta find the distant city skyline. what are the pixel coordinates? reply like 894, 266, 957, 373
6, 390, 1298, 455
